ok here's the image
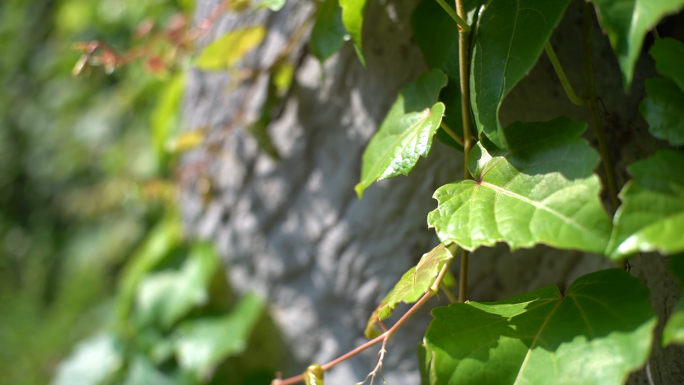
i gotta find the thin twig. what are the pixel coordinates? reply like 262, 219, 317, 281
434, 0, 471, 32
544, 42, 584, 106
440, 122, 465, 146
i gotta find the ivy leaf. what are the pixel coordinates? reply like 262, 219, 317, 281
640, 77, 684, 146
663, 254, 684, 346
364, 244, 453, 339
339, 0, 366, 67
470, 0, 572, 150
608, 150, 684, 259
649, 37, 684, 91
174, 293, 263, 378
428, 117, 612, 254
589, 0, 684, 89
425, 269, 656, 385
194, 26, 266, 71
309, 0, 347, 63
134, 242, 220, 329
355, 70, 447, 198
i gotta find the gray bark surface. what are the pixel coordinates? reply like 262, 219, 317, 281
181, 0, 684, 383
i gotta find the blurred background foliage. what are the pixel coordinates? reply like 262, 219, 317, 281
0, 0, 284, 383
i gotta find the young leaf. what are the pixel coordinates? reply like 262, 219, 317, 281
194, 26, 266, 71
640, 77, 684, 146
425, 269, 656, 385
364, 244, 453, 339
174, 293, 264, 378
663, 254, 684, 346
355, 70, 447, 198
309, 0, 347, 63
470, 0, 572, 150
339, 0, 366, 66
301, 364, 324, 385
428, 117, 612, 254
589, 0, 684, 89
608, 151, 684, 259
649, 37, 684, 91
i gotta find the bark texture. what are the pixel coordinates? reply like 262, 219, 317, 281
181, 0, 684, 383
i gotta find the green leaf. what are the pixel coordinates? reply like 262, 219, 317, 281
428, 117, 612, 253
355, 70, 447, 198
116, 214, 182, 325
418, 343, 431, 385
425, 269, 656, 385
309, 0, 347, 63
174, 293, 264, 378
194, 26, 266, 71
339, 0, 366, 67
364, 244, 453, 339
663, 254, 684, 346
151, 74, 185, 166
608, 150, 684, 259
135, 242, 220, 329
649, 37, 684, 91
470, 0, 572, 150
301, 364, 324, 385
53, 333, 123, 385
640, 77, 684, 146
590, 0, 684, 89
123, 355, 176, 385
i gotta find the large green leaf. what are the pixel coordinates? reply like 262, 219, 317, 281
425, 269, 656, 385
608, 150, 684, 259
663, 254, 684, 346
355, 70, 447, 198
339, 0, 366, 66
194, 26, 266, 71
309, 0, 347, 63
174, 293, 263, 379
589, 0, 684, 88
640, 77, 684, 146
364, 244, 453, 338
428, 117, 612, 253
134, 242, 220, 329
649, 37, 684, 91
470, 0, 572, 150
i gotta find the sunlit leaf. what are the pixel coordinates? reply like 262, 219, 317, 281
649, 37, 684, 92
428, 117, 612, 253
309, 0, 347, 63
195, 26, 266, 71
663, 254, 684, 346
301, 364, 324, 385
174, 293, 263, 378
425, 269, 656, 385
272, 62, 294, 97
608, 150, 684, 259
364, 244, 453, 338
470, 0, 572, 150
165, 130, 205, 154
640, 77, 684, 146
589, 0, 684, 89
339, 0, 366, 66
134, 242, 220, 329
151, 74, 185, 165
52, 334, 123, 385
355, 69, 447, 198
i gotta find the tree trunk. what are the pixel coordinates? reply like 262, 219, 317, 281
181, 0, 684, 383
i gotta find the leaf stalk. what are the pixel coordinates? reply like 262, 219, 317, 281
544, 43, 585, 106
434, 0, 471, 32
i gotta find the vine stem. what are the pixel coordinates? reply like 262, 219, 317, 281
544, 43, 584, 106
455, 0, 474, 302
434, 0, 470, 32
271, 261, 452, 385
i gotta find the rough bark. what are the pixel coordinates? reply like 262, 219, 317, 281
181, 0, 684, 383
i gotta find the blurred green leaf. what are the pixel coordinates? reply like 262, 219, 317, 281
428, 117, 612, 253
152, 74, 185, 163
256, 0, 286, 11
123, 355, 177, 385
425, 269, 656, 385
174, 293, 264, 379
339, 0, 366, 66
664, 254, 684, 346
52, 333, 123, 385
195, 26, 266, 71
134, 242, 220, 329
590, 0, 684, 88
309, 0, 347, 63
355, 69, 447, 198
364, 244, 453, 339
470, 0, 572, 150
649, 37, 684, 91
608, 150, 684, 259
640, 77, 684, 146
